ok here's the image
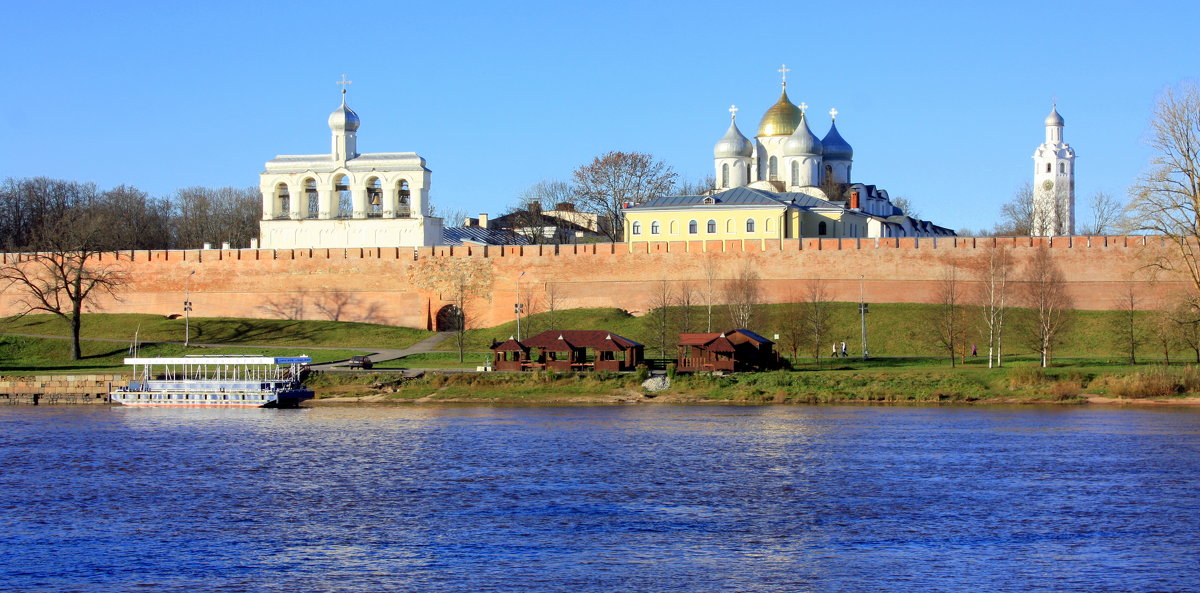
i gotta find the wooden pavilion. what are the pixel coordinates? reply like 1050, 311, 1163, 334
491, 330, 644, 372
676, 329, 780, 373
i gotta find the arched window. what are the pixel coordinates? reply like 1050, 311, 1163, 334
726, 219, 733, 233
707, 220, 717, 233
305, 178, 318, 219
769, 156, 779, 181
669, 220, 678, 234
631, 221, 642, 235
825, 164, 833, 183
721, 163, 729, 188
651, 221, 660, 234
275, 183, 289, 217
1059, 163, 1065, 173
766, 218, 774, 232
335, 175, 352, 218
791, 161, 800, 186
367, 178, 383, 217
397, 180, 411, 217
689, 220, 698, 234
818, 221, 828, 236
746, 219, 756, 233
1046, 163, 1052, 173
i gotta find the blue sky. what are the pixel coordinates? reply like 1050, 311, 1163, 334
1, 0, 1196, 232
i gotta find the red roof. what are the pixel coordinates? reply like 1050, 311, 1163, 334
491, 338, 528, 352
520, 330, 643, 351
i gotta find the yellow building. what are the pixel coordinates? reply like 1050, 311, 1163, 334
623, 187, 887, 243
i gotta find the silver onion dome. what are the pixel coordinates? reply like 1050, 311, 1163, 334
783, 113, 823, 156
1045, 106, 1064, 127
714, 119, 753, 158
328, 98, 361, 132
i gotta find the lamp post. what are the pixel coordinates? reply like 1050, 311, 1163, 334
184, 271, 195, 347
515, 271, 526, 341
859, 274, 869, 360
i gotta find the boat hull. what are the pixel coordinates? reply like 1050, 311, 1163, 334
110, 389, 315, 408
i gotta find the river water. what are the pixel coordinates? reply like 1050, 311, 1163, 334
1, 405, 1198, 592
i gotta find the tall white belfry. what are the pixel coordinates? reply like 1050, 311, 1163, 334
1031, 105, 1076, 236
258, 77, 443, 249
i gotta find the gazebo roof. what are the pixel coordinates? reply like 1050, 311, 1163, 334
491, 337, 528, 352
521, 330, 643, 351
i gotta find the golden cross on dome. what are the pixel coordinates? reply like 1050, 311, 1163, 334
829, 107, 838, 120
799, 102, 808, 114
337, 74, 353, 95
729, 104, 739, 120
778, 64, 790, 88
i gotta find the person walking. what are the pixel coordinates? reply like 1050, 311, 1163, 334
840, 341, 847, 358
832, 343, 838, 358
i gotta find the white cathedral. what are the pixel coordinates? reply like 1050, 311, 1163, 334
258, 86, 443, 249
1031, 105, 1075, 236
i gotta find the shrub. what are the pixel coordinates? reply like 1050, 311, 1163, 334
1009, 366, 1046, 389
666, 363, 677, 380
1049, 380, 1082, 400
634, 364, 649, 382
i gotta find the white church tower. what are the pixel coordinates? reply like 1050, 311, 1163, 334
1031, 105, 1076, 236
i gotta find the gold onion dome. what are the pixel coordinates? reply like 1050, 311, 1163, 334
757, 89, 802, 137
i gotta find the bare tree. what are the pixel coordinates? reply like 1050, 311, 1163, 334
971, 242, 1014, 367
1018, 246, 1074, 367
800, 280, 834, 360
723, 261, 760, 329
542, 282, 563, 331
675, 281, 697, 333
572, 151, 676, 241
173, 186, 260, 249
504, 180, 577, 244
1150, 305, 1181, 365
0, 209, 129, 360
408, 257, 494, 362
994, 181, 1035, 236
926, 261, 969, 367
646, 279, 676, 359
1113, 283, 1146, 364
775, 296, 805, 362
1170, 294, 1200, 364
1078, 191, 1125, 235
1128, 81, 1200, 292
675, 175, 716, 196
890, 195, 921, 220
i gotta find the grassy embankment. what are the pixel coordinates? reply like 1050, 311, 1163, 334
0, 313, 429, 374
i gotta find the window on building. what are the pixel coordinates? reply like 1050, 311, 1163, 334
726, 219, 733, 233
721, 163, 729, 188
707, 219, 717, 233
367, 178, 383, 217
651, 221, 660, 234
335, 175, 352, 218
791, 161, 799, 186
632, 221, 642, 235
689, 220, 698, 234
1059, 163, 1065, 173
818, 221, 828, 236
670, 220, 678, 234
746, 219, 756, 233
305, 179, 318, 218
825, 164, 833, 184
397, 180, 411, 217
1046, 163, 1051, 173
769, 156, 779, 181
766, 218, 774, 232
275, 183, 289, 217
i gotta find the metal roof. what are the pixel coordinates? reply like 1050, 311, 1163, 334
442, 226, 529, 246
628, 187, 830, 211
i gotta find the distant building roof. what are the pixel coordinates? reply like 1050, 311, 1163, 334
628, 186, 828, 210
442, 226, 529, 246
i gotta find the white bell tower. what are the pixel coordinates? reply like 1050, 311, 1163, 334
1031, 105, 1076, 236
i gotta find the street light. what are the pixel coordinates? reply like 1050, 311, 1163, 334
184, 271, 195, 347
515, 271, 526, 341
859, 274, 869, 360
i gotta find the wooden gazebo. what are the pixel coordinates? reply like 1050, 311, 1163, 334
677, 329, 780, 373
491, 330, 644, 372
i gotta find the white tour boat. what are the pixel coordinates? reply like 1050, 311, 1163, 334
111, 355, 314, 408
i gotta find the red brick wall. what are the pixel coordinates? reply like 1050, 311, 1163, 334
0, 236, 1184, 330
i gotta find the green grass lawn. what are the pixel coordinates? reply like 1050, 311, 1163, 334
0, 313, 431, 349
374, 351, 492, 369
0, 334, 366, 375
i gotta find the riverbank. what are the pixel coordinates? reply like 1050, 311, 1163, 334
304, 367, 1200, 407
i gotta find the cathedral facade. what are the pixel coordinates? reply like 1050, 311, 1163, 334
625, 74, 953, 242
258, 90, 443, 249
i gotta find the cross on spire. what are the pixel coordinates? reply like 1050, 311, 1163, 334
799, 102, 808, 114
729, 104, 739, 120
337, 74, 353, 96
829, 107, 838, 120
778, 63, 790, 88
